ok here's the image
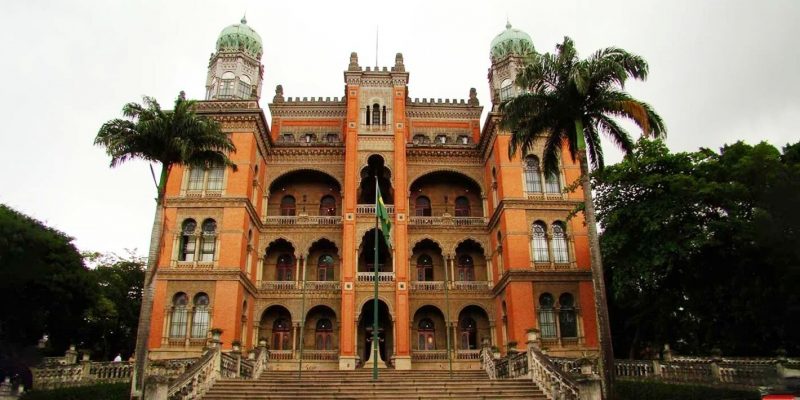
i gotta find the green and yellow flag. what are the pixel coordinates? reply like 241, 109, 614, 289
376, 184, 392, 246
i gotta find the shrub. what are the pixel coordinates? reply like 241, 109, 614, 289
616, 380, 760, 400
21, 382, 128, 400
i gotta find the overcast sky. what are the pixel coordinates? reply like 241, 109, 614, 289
1, 0, 798, 256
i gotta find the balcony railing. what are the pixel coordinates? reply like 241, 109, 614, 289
412, 350, 449, 361
301, 350, 338, 361
451, 281, 492, 291
264, 215, 342, 225
356, 272, 395, 282
525, 192, 568, 201
531, 262, 577, 271
356, 204, 395, 215
268, 350, 294, 360
408, 216, 486, 226
410, 281, 445, 291
260, 281, 297, 291
456, 349, 481, 360
305, 281, 341, 291
259, 281, 341, 291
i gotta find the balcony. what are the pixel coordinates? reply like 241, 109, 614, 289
171, 261, 214, 270
356, 272, 395, 283
531, 262, 577, 271
411, 350, 449, 361
456, 350, 481, 360
356, 204, 394, 215
264, 215, 342, 225
259, 281, 341, 292
410, 281, 492, 292
525, 192, 568, 201
408, 216, 486, 227
268, 350, 294, 360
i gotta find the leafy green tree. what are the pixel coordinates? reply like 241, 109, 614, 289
595, 139, 800, 357
500, 37, 666, 398
82, 252, 145, 361
94, 92, 236, 397
0, 204, 96, 354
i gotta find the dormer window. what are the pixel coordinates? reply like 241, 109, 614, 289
326, 133, 338, 143
436, 135, 447, 144
458, 135, 470, 145
281, 134, 294, 143
499, 79, 513, 102
303, 133, 314, 143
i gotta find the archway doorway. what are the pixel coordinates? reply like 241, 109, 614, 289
357, 299, 393, 367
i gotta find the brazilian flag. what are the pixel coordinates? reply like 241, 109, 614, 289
376, 185, 392, 246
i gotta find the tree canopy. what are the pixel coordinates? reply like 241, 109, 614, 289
595, 139, 800, 357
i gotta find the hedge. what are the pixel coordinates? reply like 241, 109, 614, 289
616, 380, 761, 400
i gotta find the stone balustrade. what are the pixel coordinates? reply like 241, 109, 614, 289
614, 355, 794, 387
408, 216, 486, 226
411, 350, 449, 361
264, 215, 342, 225
356, 204, 395, 215
356, 272, 395, 282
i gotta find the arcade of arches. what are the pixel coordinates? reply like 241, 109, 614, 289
148, 17, 600, 371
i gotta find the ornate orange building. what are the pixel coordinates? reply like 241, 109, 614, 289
147, 18, 599, 370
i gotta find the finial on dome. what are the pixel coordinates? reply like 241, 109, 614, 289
506, 19, 512, 30
241, 13, 247, 24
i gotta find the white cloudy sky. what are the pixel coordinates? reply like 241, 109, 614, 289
0, 0, 798, 256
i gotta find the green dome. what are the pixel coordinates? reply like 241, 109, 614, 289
216, 17, 263, 59
490, 21, 534, 59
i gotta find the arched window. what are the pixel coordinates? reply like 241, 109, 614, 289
206, 165, 225, 191
191, 293, 210, 338
188, 168, 204, 190
559, 293, 578, 338
499, 79, 513, 101
318, 254, 334, 281
237, 75, 252, 99
538, 293, 557, 338
315, 318, 333, 350
435, 134, 447, 144
170, 293, 189, 338
381, 105, 387, 125
418, 318, 435, 350
415, 196, 431, 216
199, 219, 217, 262
524, 155, 543, 193
458, 135, 470, 145
276, 254, 294, 281
459, 317, 477, 350
545, 171, 561, 194
454, 196, 470, 217
280, 195, 296, 216
272, 318, 291, 350
319, 195, 336, 216
219, 71, 236, 98
372, 104, 381, 126
532, 222, 549, 263
457, 255, 474, 281
325, 133, 338, 143
179, 219, 197, 261
412, 134, 427, 145
551, 222, 569, 263
365, 106, 370, 125
416, 254, 434, 281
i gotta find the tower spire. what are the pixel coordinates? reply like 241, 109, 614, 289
375, 25, 379, 68
241, 12, 247, 24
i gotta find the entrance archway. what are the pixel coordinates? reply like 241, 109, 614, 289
357, 299, 393, 367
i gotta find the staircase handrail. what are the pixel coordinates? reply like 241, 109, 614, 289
480, 346, 497, 379
529, 346, 580, 400
167, 345, 220, 400
251, 345, 268, 378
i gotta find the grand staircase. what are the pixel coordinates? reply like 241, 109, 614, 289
203, 369, 545, 399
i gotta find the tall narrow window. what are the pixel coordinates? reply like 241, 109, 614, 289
280, 195, 296, 216
381, 106, 387, 125
319, 195, 336, 216
545, 172, 561, 194
179, 219, 197, 261
318, 254, 334, 281
416, 254, 434, 281
457, 255, 474, 281
552, 222, 569, 263
188, 168, 204, 190
415, 196, 431, 216
372, 104, 380, 126
454, 196, 470, 217
538, 293, 557, 338
365, 106, 371, 125
524, 155, 542, 193
418, 318, 435, 350
459, 317, 477, 350
559, 293, 577, 338
199, 219, 217, 262
206, 165, 224, 190
219, 72, 236, 98
237, 75, 252, 99
272, 318, 291, 350
315, 318, 333, 350
170, 293, 189, 338
191, 293, 210, 338
276, 254, 294, 281
499, 79, 513, 101
532, 222, 549, 263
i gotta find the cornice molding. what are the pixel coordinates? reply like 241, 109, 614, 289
492, 269, 593, 295
486, 198, 583, 231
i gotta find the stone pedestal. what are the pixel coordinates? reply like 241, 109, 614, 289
338, 356, 357, 370
362, 348, 387, 369
393, 356, 411, 370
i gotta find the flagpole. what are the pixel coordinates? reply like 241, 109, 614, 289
373, 176, 380, 380
298, 256, 307, 379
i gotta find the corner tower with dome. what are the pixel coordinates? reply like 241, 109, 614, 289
145, 18, 600, 373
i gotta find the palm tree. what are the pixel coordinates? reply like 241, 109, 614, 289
95, 92, 236, 398
500, 37, 665, 399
